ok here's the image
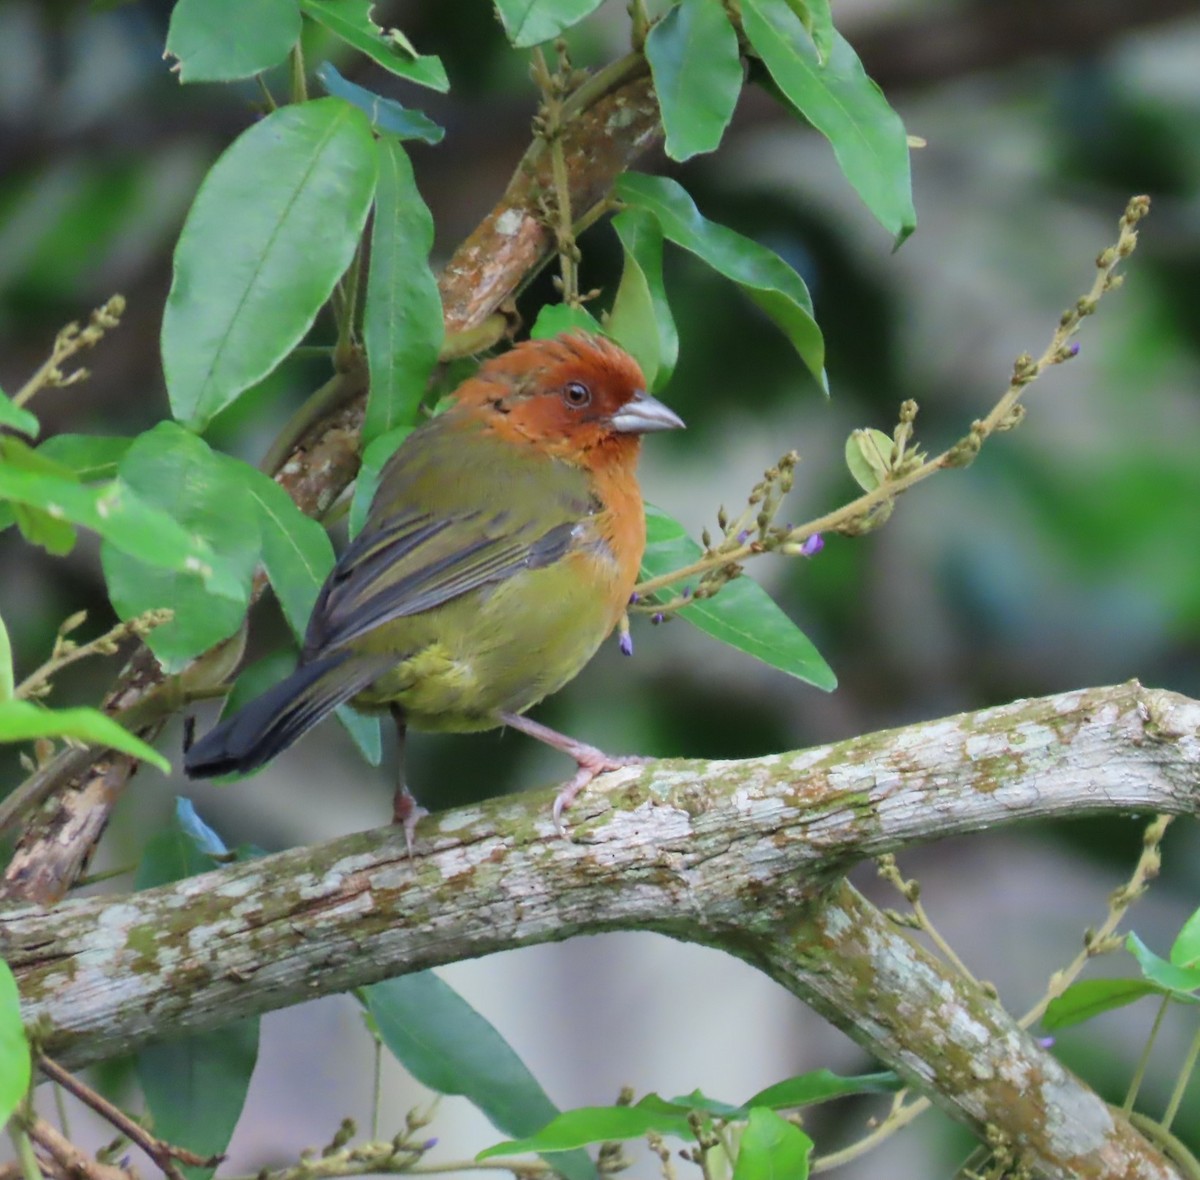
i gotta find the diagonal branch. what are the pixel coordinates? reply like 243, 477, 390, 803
745, 880, 1181, 1179
3, 681, 1197, 1176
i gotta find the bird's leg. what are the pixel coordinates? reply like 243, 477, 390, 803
497, 710, 649, 831
389, 705, 428, 856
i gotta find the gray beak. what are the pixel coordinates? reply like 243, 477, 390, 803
609, 391, 686, 435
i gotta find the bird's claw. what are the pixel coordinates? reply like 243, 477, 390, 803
551, 753, 651, 836
393, 787, 430, 859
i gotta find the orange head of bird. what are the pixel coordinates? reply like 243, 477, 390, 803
453, 332, 685, 465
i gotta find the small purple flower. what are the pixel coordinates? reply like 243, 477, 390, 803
619, 631, 634, 656
628, 591, 640, 604
652, 612, 664, 624
421, 1138, 439, 1152
1068, 342, 1080, 357
799, 533, 824, 557
1037, 1036, 1055, 1049
682, 586, 693, 599
736, 529, 751, 544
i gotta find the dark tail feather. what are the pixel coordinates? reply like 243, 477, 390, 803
184, 652, 390, 779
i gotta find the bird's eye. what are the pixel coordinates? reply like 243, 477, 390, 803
562, 381, 592, 409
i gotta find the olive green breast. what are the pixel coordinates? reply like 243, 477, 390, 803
333, 410, 632, 731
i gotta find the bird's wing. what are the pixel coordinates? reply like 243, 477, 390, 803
303, 416, 597, 657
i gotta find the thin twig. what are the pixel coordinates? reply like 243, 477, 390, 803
11, 298, 125, 409
24, 1118, 130, 1180
16, 611, 173, 702
531, 46, 580, 306
1021, 814, 1172, 1028
37, 1055, 217, 1180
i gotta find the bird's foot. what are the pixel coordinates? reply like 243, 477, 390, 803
497, 711, 650, 834
551, 750, 650, 833
392, 785, 429, 858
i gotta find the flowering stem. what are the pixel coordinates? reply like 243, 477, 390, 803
634, 195, 1150, 605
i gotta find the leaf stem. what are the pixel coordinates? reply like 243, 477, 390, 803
290, 41, 308, 103
1123, 993, 1170, 1113
9, 1124, 41, 1180
1162, 1021, 1200, 1130
335, 237, 366, 372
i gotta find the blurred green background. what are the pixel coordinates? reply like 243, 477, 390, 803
2, 0, 1200, 1175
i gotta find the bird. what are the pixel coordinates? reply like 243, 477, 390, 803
184, 331, 685, 848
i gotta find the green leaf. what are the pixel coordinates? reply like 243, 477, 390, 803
316, 62, 445, 144
136, 1024, 259, 1180
0, 389, 38, 438
0, 611, 11, 702
364, 973, 596, 1180
530, 304, 602, 339
732, 1108, 813, 1180
299, 0, 448, 90
36, 434, 132, 481
844, 428, 893, 491
218, 651, 297, 726
1042, 978, 1171, 1031
494, 0, 606, 48
101, 424, 260, 672
1172, 907, 1200, 970
199, 458, 383, 767
349, 425, 413, 539
641, 506, 836, 691
224, 459, 335, 642
0, 435, 129, 536
608, 208, 677, 392
645, 1090, 740, 1118
478, 1105, 695, 1158
363, 136, 444, 447
743, 1069, 901, 1111
740, 0, 915, 244
334, 704, 382, 766
0, 959, 30, 1128
135, 805, 258, 1180
783, 0, 833, 63
0, 435, 79, 554
0, 439, 241, 595
645, 0, 742, 162
1127, 932, 1200, 995
0, 700, 170, 772
616, 173, 825, 390
163, 98, 378, 429
166, 0, 301, 83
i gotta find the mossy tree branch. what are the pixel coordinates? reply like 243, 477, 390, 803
4, 681, 1197, 1178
